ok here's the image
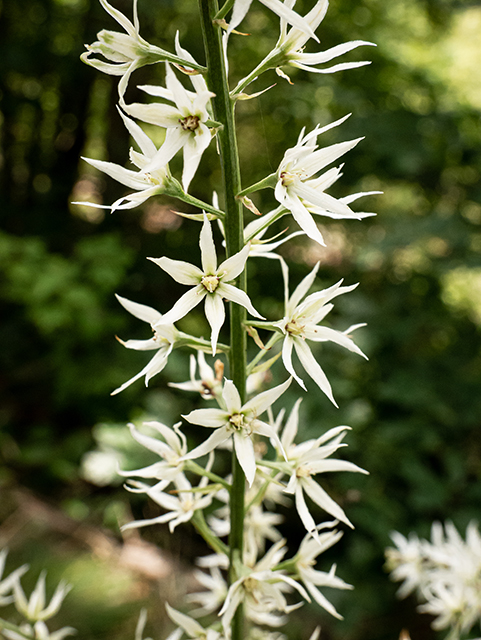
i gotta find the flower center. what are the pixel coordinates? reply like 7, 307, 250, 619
280, 170, 297, 187
296, 465, 311, 478
179, 115, 200, 131
229, 413, 246, 430
153, 331, 170, 344
285, 318, 304, 336
201, 274, 219, 293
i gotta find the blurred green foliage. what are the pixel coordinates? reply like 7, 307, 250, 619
1, 0, 481, 639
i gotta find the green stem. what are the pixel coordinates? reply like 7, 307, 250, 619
214, 0, 234, 21
198, 3, 246, 640
192, 511, 229, 556
186, 460, 231, 489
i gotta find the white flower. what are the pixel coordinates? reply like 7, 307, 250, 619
124, 59, 214, 190
182, 378, 291, 487
169, 352, 224, 399
82, 2, 203, 99
385, 531, 425, 598
229, 0, 318, 41
3, 621, 76, 640
81, 0, 149, 98
76, 110, 176, 213
219, 539, 309, 637
165, 604, 224, 640
274, 0, 375, 81
264, 399, 367, 532
274, 262, 367, 405
13, 572, 71, 623
0, 549, 29, 606
112, 294, 178, 395
118, 421, 187, 491
274, 116, 371, 246
295, 524, 352, 619
186, 566, 228, 617
122, 470, 214, 533
150, 216, 263, 355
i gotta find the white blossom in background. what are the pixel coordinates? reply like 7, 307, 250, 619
13, 572, 71, 623
165, 603, 223, 640
274, 262, 367, 404
386, 521, 481, 640
0, 550, 28, 606
150, 216, 263, 355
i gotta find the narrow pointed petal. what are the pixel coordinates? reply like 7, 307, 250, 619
304, 325, 367, 359
182, 426, 231, 460
295, 485, 317, 533
285, 193, 326, 247
117, 337, 158, 351
183, 408, 229, 428
302, 477, 353, 528
157, 285, 206, 325
182, 125, 212, 190
117, 108, 156, 158
216, 282, 264, 319
218, 243, 250, 281
305, 581, 343, 619
204, 293, 225, 355
281, 397, 302, 450
99, 0, 137, 36
115, 294, 162, 324
166, 604, 205, 637
233, 432, 257, 486
282, 336, 306, 390
111, 349, 169, 395
294, 338, 337, 406
243, 378, 292, 416
287, 262, 320, 314
148, 256, 203, 285
222, 379, 242, 414
200, 216, 217, 274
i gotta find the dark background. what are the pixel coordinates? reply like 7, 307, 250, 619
1, 0, 481, 638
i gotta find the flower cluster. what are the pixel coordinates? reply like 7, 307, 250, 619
386, 521, 481, 640
0, 550, 74, 640
78, 0, 376, 638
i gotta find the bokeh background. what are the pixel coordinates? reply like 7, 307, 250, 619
1, 0, 481, 638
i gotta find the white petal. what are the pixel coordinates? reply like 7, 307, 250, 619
200, 216, 218, 274
287, 262, 320, 314
281, 397, 303, 451
304, 325, 367, 359
295, 485, 317, 532
111, 348, 169, 395
243, 377, 291, 416
216, 282, 264, 319
183, 408, 230, 428
294, 338, 337, 406
204, 293, 225, 355
115, 295, 161, 324
282, 336, 306, 390
182, 427, 231, 461
222, 379, 242, 414
148, 256, 202, 285
218, 243, 250, 281
157, 285, 206, 325
233, 431, 257, 486
284, 192, 326, 246
165, 604, 205, 637
302, 477, 353, 527
117, 108, 156, 158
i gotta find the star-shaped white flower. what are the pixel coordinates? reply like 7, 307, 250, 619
118, 421, 187, 492
112, 294, 178, 395
182, 378, 291, 487
274, 115, 375, 246
122, 470, 214, 533
294, 524, 353, 619
274, 0, 375, 81
274, 261, 367, 405
13, 572, 71, 623
75, 109, 175, 213
229, 0, 318, 41
124, 57, 214, 190
265, 399, 367, 533
151, 216, 263, 355
219, 539, 309, 637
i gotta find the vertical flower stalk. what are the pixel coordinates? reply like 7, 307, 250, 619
197, 3, 246, 638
